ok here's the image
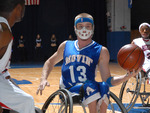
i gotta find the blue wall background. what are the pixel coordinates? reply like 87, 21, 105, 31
107, 32, 131, 62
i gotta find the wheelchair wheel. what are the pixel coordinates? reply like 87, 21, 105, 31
42, 89, 73, 113
119, 72, 142, 112
107, 91, 127, 113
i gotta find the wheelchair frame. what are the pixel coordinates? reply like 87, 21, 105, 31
42, 88, 127, 113
119, 69, 150, 112
3, 88, 127, 113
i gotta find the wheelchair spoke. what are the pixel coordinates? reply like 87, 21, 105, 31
42, 89, 72, 113
119, 72, 142, 112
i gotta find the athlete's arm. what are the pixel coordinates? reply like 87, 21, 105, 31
98, 46, 111, 82
98, 46, 141, 86
36, 41, 66, 95
0, 23, 12, 59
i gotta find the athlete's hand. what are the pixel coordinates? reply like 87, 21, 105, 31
127, 67, 142, 78
36, 78, 50, 95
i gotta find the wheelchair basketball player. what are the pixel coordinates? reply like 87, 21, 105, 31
37, 13, 141, 113
0, 0, 36, 113
132, 22, 150, 83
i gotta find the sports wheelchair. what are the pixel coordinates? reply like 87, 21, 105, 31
2, 88, 127, 113
41, 88, 127, 113
119, 69, 150, 112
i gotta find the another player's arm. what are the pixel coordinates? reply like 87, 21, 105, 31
131, 41, 134, 44
37, 41, 66, 95
0, 23, 12, 59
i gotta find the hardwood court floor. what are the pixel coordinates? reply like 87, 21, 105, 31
9, 62, 150, 112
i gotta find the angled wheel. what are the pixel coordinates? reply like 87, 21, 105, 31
42, 89, 73, 113
107, 91, 127, 113
119, 72, 142, 112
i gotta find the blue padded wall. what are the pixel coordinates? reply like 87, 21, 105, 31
107, 32, 131, 62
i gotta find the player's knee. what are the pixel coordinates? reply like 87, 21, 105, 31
97, 82, 110, 107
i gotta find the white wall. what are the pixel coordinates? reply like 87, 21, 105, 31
106, 0, 131, 32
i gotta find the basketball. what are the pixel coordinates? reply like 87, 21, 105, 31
117, 44, 145, 71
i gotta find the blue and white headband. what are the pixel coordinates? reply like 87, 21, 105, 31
139, 22, 150, 31
74, 17, 94, 26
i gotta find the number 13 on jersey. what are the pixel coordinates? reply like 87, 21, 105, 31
69, 65, 87, 83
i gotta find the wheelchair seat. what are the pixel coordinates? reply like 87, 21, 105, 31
72, 94, 82, 104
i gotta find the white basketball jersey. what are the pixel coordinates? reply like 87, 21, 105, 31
133, 38, 150, 71
0, 17, 13, 73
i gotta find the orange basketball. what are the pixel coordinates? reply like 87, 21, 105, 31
117, 44, 145, 71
